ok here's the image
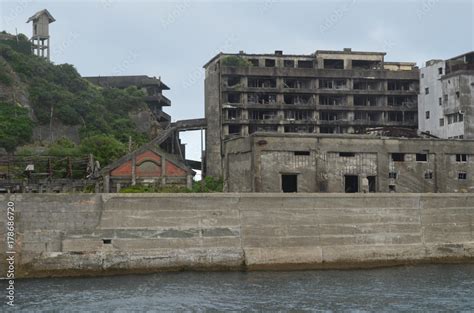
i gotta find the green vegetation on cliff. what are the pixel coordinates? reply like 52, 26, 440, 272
0, 33, 148, 163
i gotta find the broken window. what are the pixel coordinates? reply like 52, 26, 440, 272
283, 79, 311, 89
319, 127, 335, 134
319, 79, 346, 89
297, 60, 314, 68
319, 95, 345, 106
265, 59, 276, 67
391, 153, 405, 162
249, 59, 259, 67
352, 60, 381, 70
405, 112, 417, 122
227, 93, 240, 103
228, 125, 241, 135
323, 59, 344, 69
248, 77, 277, 88
387, 80, 412, 91
225, 76, 240, 87
456, 91, 460, 98
226, 109, 241, 120
320, 111, 341, 121
294, 151, 310, 156
339, 152, 355, 157
284, 110, 311, 121
249, 110, 277, 120
439, 97, 442, 105
424, 172, 433, 180
425, 111, 430, 119
354, 95, 378, 106
102, 239, 112, 244
439, 118, 445, 126
284, 125, 313, 133
249, 125, 278, 133
248, 93, 277, 104
388, 112, 403, 122
416, 154, 428, 162
284, 60, 295, 68
456, 154, 468, 162
284, 94, 312, 105
458, 172, 467, 180
389, 172, 397, 179
438, 67, 443, 75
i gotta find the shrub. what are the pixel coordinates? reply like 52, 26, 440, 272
192, 176, 223, 192
0, 102, 33, 152
221, 56, 253, 67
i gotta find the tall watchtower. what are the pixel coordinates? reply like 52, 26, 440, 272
26, 9, 55, 60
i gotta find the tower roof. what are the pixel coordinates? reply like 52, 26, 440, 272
26, 9, 55, 23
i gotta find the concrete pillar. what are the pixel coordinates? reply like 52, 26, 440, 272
161, 155, 167, 186
242, 125, 249, 136
131, 154, 136, 186
186, 174, 193, 189
278, 125, 284, 133
344, 58, 352, 70
116, 183, 121, 193
104, 175, 110, 193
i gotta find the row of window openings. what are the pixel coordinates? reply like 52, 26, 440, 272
437, 113, 464, 125
227, 93, 416, 106
389, 171, 467, 180
242, 59, 381, 70
226, 110, 416, 122
425, 88, 460, 100
227, 77, 415, 91
391, 153, 469, 162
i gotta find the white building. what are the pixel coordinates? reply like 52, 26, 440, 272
418, 52, 474, 139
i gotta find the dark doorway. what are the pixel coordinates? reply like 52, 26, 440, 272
282, 174, 298, 193
368, 176, 376, 192
344, 175, 359, 193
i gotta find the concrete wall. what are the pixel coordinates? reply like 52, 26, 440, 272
1, 193, 473, 278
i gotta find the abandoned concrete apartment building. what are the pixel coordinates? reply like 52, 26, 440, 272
204, 49, 474, 193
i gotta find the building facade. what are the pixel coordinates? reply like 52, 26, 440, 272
418, 52, 474, 139
224, 133, 474, 193
204, 49, 419, 177
85, 75, 172, 126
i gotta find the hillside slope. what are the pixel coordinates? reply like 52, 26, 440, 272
0, 32, 155, 165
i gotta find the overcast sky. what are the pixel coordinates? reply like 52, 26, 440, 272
1, 0, 473, 162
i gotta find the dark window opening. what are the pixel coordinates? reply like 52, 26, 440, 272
389, 185, 396, 192
389, 172, 397, 179
368, 176, 376, 192
319, 95, 345, 106
458, 172, 467, 180
339, 152, 355, 157
103, 239, 112, 244
424, 172, 433, 180
284, 60, 295, 68
248, 77, 277, 88
319, 127, 335, 134
438, 67, 443, 75
416, 154, 428, 162
226, 76, 240, 87
456, 154, 468, 162
227, 93, 240, 103
391, 153, 405, 162
344, 175, 359, 193
285, 125, 313, 133
282, 174, 297, 193
228, 125, 241, 135
425, 87, 429, 95
294, 151, 310, 156
297, 60, 314, 68
352, 60, 381, 70
265, 59, 276, 67
226, 109, 240, 120
323, 59, 344, 69
248, 59, 259, 66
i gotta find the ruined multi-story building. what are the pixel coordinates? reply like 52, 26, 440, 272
418, 51, 474, 139
84, 75, 172, 126
224, 133, 474, 193
204, 49, 419, 177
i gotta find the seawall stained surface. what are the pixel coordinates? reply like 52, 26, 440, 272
0, 193, 473, 278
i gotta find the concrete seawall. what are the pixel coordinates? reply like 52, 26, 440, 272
1, 193, 473, 278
